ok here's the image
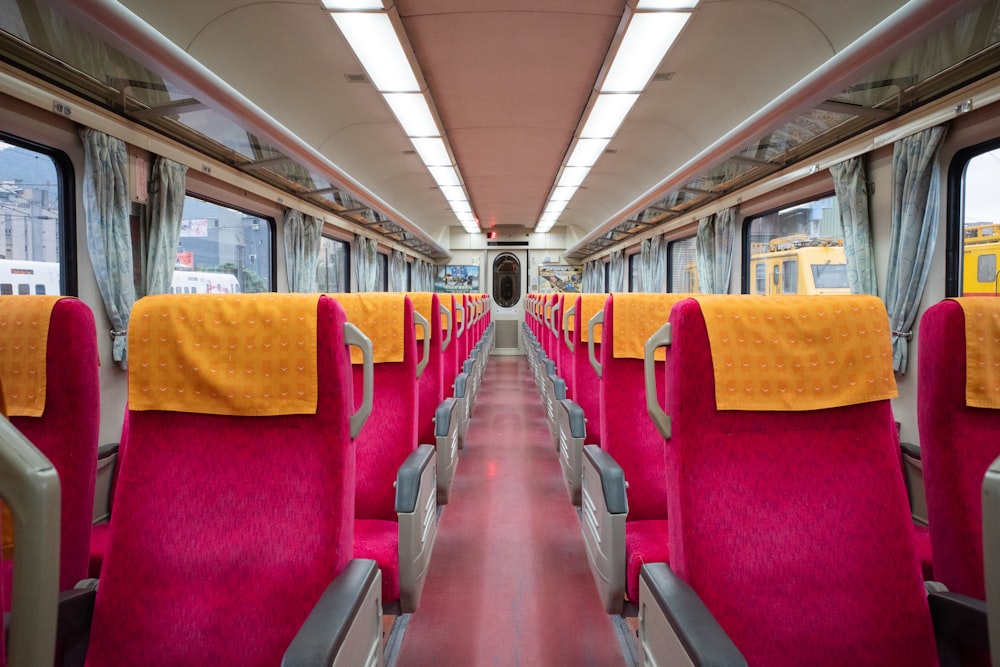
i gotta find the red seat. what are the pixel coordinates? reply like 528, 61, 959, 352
638, 295, 965, 665
919, 298, 1000, 600
334, 293, 438, 613
68, 294, 381, 666
0, 297, 99, 606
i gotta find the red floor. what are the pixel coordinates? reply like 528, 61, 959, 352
395, 355, 625, 666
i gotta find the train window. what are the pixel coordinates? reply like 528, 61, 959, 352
493, 253, 520, 307
951, 144, 1000, 296
175, 197, 273, 293
0, 135, 72, 295
375, 252, 388, 291
628, 253, 639, 291
745, 194, 847, 295
317, 236, 350, 293
668, 236, 697, 292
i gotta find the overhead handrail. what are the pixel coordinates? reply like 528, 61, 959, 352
644, 321, 673, 439
344, 322, 373, 439
413, 311, 431, 379
588, 310, 604, 378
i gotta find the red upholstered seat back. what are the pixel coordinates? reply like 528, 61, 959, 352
346, 296, 418, 522
409, 293, 444, 445
599, 294, 668, 521
553, 294, 573, 399
919, 299, 1000, 599
664, 298, 935, 666
4, 298, 99, 601
441, 295, 459, 397
571, 295, 604, 446
85, 295, 356, 667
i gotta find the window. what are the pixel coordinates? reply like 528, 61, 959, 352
174, 197, 273, 293
668, 236, 697, 293
628, 252, 640, 291
493, 253, 520, 307
317, 236, 349, 293
375, 252, 388, 291
0, 134, 72, 295
406, 261, 413, 291
744, 194, 845, 295
950, 141, 1000, 296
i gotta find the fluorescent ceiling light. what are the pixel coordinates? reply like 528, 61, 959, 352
321, 0, 383, 9
550, 186, 578, 201
428, 166, 460, 187
439, 185, 467, 201
544, 199, 569, 216
330, 13, 419, 92
567, 138, 611, 167
410, 137, 451, 166
581, 94, 639, 138
557, 166, 590, 189
601, 12, 689, 93
449, 199, 472, 215
384, 93, 439, 137
636, 0, 699, 9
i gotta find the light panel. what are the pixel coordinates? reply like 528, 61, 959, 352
549, 186, 578, 201
321, 0, 383, 9
439, 185, 467, 201
428, 165, 460, 187
410, 137, 451, 166
330, 13, 419, 92
557, 166, 590, 189
384, 93, 439, 137
567, 138, 611, 167
636, 0, 699, 8
601, 12, 689, 93
581, 94, 639, 138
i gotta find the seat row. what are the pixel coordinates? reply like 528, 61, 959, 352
0, 290, 493, 665
524, 291, 1000, 666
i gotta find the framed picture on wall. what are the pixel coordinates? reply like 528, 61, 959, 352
538, 265, 582, 293
435, 265, 480, 293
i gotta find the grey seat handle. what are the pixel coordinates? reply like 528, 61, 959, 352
344, 322, 373, 438
588, 310, 604, 378
563, 302, 576, 352
413, 310, 431, 378
455, 303, 465, 337
440, 304, 452, 353
644, 320, 673, 439
549, 300, 561, 337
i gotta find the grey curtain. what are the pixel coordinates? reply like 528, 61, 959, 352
353, 234, 378, 292
608, 250, 625, 292
695, 206, 736, 294
886, 125, 948, 374
284, 209, 322, 293
144, 156, 187, 297
831, 156, 877, 295
639, 235, 666, 292
80, 128, 134, 369
583, 260, 605, 293
389, 249, 407, 292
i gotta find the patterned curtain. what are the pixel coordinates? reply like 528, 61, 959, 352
80, 128, 134, 369
639, 235, 667, 293
144, 156, 187, 297
886, 125, 948, 373
830, 156, 877, 295
389, 249, 407, 292
353, 234, 378, 292
608, 250, 625, 292
283, 209, 322, 293
695, 206, 736, 294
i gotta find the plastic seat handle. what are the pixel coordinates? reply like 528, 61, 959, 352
440, 304, 452, 353
588, 310, 604, 378
344, 322, 373, 438
413, 311, 431, 378
643, 320, 673, 439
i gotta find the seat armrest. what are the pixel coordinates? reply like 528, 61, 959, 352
395, 445, 437, 514
434, 398, 457, 437
55, 587, 97, 667
638, 563, 747, 667
928, 591, 989, 666
900, 441, 921, 461
559, 399, 586, 439
583, 445, 627, 515
97, 442, 120, 460
283, 559, 383, 667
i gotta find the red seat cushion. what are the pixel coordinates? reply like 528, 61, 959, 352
355, 518, 400, 604
624, 520, 669, 603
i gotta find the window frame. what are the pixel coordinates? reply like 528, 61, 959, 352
946, 136, 1000, 297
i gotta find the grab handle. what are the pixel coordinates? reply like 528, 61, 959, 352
549, 300, 561, 337
440, 304, 452, 353
588, 310, 604, 378
413, 310, 431, 378
344, 322, 373, 439
644, 321, 672, 439
563, 302, 576, 352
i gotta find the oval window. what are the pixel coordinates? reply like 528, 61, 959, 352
493, 253, 521, 308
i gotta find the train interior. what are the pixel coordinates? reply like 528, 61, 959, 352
2, 0, 1000, 664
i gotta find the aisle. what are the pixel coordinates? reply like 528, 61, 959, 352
394, 356, 626, 666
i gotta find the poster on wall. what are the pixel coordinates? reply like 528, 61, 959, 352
538, 265, 582, 293
435, 265, 480, 293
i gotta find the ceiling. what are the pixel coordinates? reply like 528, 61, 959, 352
20, 0, 982, 258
